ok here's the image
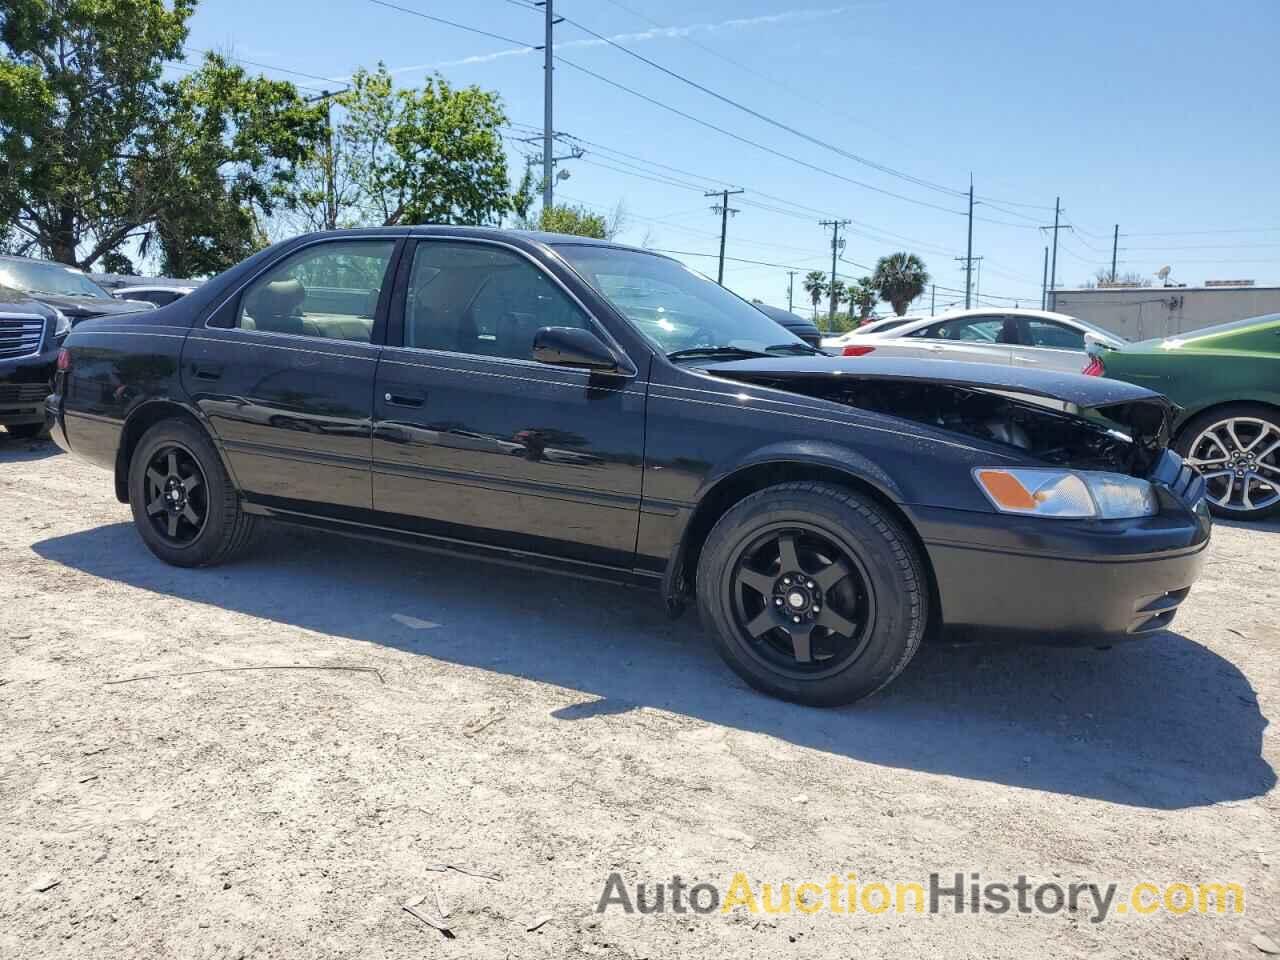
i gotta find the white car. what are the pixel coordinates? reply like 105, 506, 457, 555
113, 284, 198, 307
820, 315, 921, 350
829, 308, 1124, 373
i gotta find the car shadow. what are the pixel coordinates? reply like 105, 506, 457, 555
0, 434, 61, 462
33, 522, 1275, 811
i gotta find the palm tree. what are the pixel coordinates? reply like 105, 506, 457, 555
802, 270, 827, 321
872, 253, 930, 316
849, 276, 877, 323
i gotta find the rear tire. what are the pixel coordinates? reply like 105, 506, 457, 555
1174, 403, 1280, 520
5, 423, 49, 440
128, 419, 257, 567
696, 481, 928, 707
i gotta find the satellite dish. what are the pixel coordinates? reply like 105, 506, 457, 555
1156, 265, 1171, 282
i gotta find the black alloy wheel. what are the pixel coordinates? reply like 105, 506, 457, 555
142, 443, 209, 544
128, 419, 258, 567
729, 525, 876, 679
697, 481, 928, 707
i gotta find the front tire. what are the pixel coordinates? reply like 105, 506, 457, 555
1174, 404, 1280, 520
696, 482, 928, 707
128, 419, 257, 567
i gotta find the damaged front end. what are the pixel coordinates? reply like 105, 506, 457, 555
706, 359, 1176, 477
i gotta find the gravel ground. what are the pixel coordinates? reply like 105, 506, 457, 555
1, 432, 1277, 959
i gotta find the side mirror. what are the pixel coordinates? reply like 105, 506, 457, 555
532, 326, 620, 372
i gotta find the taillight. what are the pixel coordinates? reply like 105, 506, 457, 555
842, 345, 876, 357
1081, 356, 1104, 377
56, 347, 72, 372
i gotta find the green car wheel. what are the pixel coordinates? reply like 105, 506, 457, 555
1174, 404, 1280, 520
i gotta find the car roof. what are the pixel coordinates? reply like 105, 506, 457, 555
277, 225, 673, 259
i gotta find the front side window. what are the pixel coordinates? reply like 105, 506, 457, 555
404, 242, 589, 360
1025, 319, 1085, 350
235, 240, 394, 342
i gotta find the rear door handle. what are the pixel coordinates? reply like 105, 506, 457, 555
384, 391, 425, 408
192, 363, 223, 381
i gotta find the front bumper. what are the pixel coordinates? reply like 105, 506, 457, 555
910, 461, 1211, 643
1, 350, 57, 427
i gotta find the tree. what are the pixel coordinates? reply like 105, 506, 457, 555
143, 53, 323, 276
537, 204, 609, 239
872, 252, 930, 316
802, 270, 827, 320
848, 276, 877, 323
0, 4, 324, 272
291, 64, 511, 230
1089, 267, 1151, 288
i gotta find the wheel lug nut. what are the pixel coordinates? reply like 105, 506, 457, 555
782, 577, 791, 585
792, 616, 801, 624
806, 581, 815, 589
774, 598, 783, 606
812, 605, 820, 612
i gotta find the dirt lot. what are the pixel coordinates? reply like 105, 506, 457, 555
1, 433, 1277, 959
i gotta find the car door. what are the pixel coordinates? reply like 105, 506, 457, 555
183, 236, 400, 514
1013, 316, 1092, 373
891, 314, 1017, 365
370, 237, 646, 570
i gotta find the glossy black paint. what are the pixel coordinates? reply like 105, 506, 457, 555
49, 227, 1210, 642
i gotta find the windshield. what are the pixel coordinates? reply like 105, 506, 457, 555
552, 244, 812, 356
0, 259, 112, 298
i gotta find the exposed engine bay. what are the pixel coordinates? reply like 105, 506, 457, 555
710, 371, 1173, 477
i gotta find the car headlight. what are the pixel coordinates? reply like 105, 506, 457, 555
974, 467, 1157, 519
52, 308, 72, 338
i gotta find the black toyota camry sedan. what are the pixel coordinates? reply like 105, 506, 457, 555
46, 227, 1210, 705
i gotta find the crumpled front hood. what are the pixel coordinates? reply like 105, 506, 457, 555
703, 355, 1176, 473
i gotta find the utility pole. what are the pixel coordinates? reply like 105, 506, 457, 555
930, 284, 936, 316
706, 188, 743, 285
1041, 246, 1048, 310
964, 172, 975, 308
1047, 196, 1061, 311
1111, 224, 1119, 282
819, 218, 850, 325
786, 271, 796, 313
536, 1, 560, 211
954, 255, 982, 306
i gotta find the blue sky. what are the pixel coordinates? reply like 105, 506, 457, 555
177, 0, 1280, 313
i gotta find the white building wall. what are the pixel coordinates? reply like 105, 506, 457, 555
1049, 286, 1280, 340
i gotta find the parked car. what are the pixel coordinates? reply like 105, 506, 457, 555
821, 315, 920, 350
831, 308, 1123, 371
48, 228, 1209, 706
113, 284, 199, 308
0, 254, 156, 324
0, 287, 65, 439
1083, 312, 1280, 520
752, 302, 823, 348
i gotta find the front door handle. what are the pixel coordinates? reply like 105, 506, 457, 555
384, 391, 425, 408
192, 363, 223, 381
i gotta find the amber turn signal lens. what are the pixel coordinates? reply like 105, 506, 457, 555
974, 469, 1038, 510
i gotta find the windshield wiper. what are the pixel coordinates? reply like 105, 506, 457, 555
765, 342, 824, 356
666, 346, 773, 362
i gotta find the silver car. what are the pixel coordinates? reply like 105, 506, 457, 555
830, 308, 1124, 373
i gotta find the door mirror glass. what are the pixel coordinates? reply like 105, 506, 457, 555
532, 326, 619, 371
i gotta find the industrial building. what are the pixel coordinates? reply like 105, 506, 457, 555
1049, 282, 1280, 341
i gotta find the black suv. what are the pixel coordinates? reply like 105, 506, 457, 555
0, 254, 155, 324
48, 228, 1210, 705
0, 288, 63, 439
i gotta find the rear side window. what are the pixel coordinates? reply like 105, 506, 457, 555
235, 240, 395, 342
1024, 319, 1085, 350
403, 241, 589, 360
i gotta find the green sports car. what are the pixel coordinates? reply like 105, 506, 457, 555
1084, 312, 1280, 520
